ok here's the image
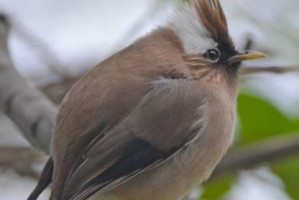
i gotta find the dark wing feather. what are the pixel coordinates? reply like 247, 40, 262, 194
27, 158, 53, 200
63, 79, 204, 200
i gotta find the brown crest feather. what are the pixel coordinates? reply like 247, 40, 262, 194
190, 0, 233, 49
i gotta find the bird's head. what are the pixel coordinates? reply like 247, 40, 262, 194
169, 0, 266, 80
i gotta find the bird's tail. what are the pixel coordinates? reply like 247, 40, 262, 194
28, 157, 54, 200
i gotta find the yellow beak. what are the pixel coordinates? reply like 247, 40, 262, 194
229, 51, 267, 64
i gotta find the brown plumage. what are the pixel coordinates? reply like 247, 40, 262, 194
28, 0, 265, 200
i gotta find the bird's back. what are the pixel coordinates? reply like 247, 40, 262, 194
50, 28, 191, 200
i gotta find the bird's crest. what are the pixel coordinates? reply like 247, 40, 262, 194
191, 0, 229, 45
170, 0, 234, 54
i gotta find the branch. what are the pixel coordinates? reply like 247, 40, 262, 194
0, 16, 57, 153
42, 77, 77, 104
213, 134, 299, 178
39, 65, 299, 105
0, 147, 42, 179
240, 66, 299, 75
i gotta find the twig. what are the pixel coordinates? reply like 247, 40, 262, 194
213, 134, 299, 178
39, 65, 299, 104
42, 77, 77, 104
240, 66, 299, 75
0, 147, 43, 179
0, 16, 57, 153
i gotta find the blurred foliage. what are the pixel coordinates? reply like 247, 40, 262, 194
201, 175, 235, 200
238, 93, 299, 145
272, 157, 299, 200
201, 92, 299, 200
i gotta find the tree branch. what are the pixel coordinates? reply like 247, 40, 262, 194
213, 134, 299, 178
0, 16, 57, 153
240, 66, 299, 75
0, 147, 41, 179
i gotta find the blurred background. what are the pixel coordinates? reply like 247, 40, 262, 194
0, 0, 299, 199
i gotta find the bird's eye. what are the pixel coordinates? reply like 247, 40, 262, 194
203, 49, 221, 63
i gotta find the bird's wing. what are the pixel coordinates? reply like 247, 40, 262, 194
63, 78, 206, 200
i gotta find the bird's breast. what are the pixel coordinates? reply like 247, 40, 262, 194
108, 87, 236, 200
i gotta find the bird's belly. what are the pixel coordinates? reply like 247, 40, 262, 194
93, 94, 236, 200
109, 112, 234, 199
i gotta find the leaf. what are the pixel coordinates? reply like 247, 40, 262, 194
237, 93, 299, 145
201, 175, 235, 200
238, 93, 299, 199
272, 156, 299, 200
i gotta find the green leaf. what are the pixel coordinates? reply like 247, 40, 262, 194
201, 175, 235, 200
237, 93, 299, 145
238, 93, 299, 199
272, 156, 299, 200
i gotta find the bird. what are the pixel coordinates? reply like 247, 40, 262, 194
28, 0, 266, 200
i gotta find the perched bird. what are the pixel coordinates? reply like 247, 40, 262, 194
28, 0, 265, 200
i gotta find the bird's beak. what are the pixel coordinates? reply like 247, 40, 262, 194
229, 51, 267, 64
